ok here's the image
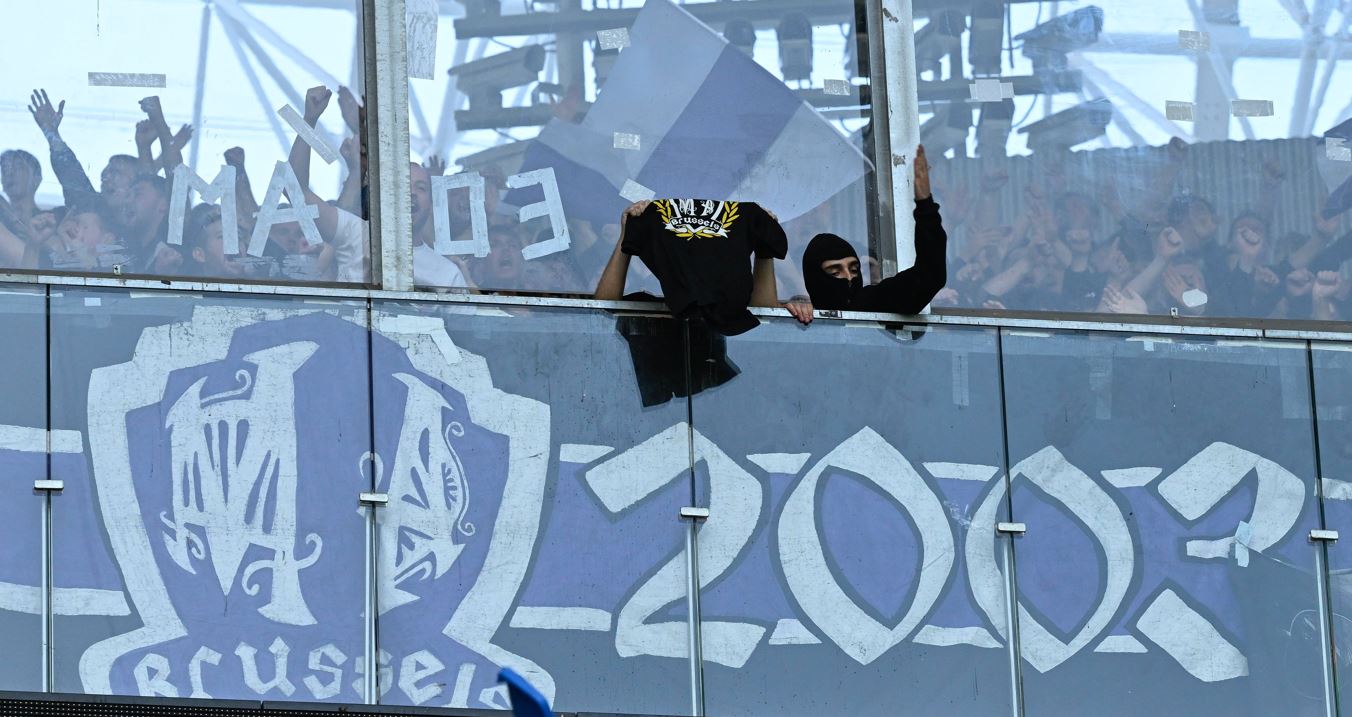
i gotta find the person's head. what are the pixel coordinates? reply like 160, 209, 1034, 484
56, 203, 119, 267
802, 233, 862, 310
122, 175, 170, 242
410, 162, 432, 238
0, 149, 41, 201
1057, 192, 1099, 234
183, 203, 240, 278
100, 155, 139, 208
476, 225, 526, 287
1167, 195, 1217, 248
265, 205, 313, 256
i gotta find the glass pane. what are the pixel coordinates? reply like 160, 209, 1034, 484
688, 317, 1015, 716
0, 285, 48, 692
920, 2, 1352, 322
408, 0, 880, 299
1312, 343, 1352, 711
0, 1, 370, 284
371, 303, 694, 713
1002, 330, 1325, 715
49, 289, 372, 701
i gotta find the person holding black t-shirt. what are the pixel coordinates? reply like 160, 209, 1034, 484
594, 197, 786, 335
787, 144, 948, 323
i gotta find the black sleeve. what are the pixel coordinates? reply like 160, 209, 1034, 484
856, 196, 948, 314
752, 203, 787, 260
620, 205, 655, 256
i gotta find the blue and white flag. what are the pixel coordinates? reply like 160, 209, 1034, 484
515, 0, 872, 226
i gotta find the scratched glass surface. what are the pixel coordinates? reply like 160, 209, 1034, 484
0, 1, 369, 285
47, 289, 372, 700
1002, 329, 1325, 717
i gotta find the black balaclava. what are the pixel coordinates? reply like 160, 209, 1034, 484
802, 233, 862, 310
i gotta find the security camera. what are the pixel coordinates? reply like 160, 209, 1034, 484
921, 103, 973, 158
976, 99, 1015, 158
455, 0, 500, 16
968, 0, 1004, 76
914, 11, 966, 80
724, 18, 756, 55
448, 44, 546, 110
776, 13, 813, 82
1018, 98, 1112, 153
1015, 6, 1104, 73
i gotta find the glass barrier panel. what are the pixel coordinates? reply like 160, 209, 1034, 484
407, 0, 881, 302
371, 303, 695, 714
1002, 330, 1326, 716
0, 285, 49, 692
1312, 343, 1352, 712
688, 317, 1016, 716
49, 289, 372, 701
0, 1, 370, 284
918, 2, 1352, 324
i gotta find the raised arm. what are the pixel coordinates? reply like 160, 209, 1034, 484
139, 96, 183, 173
28, 89, 96, 205
287, 86, 343, 241
594, 201, 649, 299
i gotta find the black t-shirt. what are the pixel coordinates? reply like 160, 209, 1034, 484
622, 199, 787, 335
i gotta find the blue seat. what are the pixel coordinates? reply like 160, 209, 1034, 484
498, 667, 555, 717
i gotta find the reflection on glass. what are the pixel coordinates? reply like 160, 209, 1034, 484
1002, 331, 1325, 716
689, 318, 1015, 716
371, 303, 694, 714
1312, 345, 1352, 713
0, 286, 48, 692
0, 1, 369, 284
918, 2, 1352, 322
408, 0, 880, 299
49, 290, 370, 700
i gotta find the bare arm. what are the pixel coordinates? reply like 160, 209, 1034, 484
140, 97, 183, 172
749, 256, 779, 307
288, 86, 342, 242
593, 201, 650, 299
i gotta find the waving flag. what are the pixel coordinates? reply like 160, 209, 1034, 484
513, 0, 872, 226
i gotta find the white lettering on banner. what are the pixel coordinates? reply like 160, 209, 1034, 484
236, 638, 296, 696
779, 428, 952, 666
188, 646, 221, 699
168, 164, 239, 253
431, 172, 490, 257
302, 644, 346, 700
134, 653, 178, 697
400, 650, 447, 705
249, 161, 323, 257
507, 168, 571, 260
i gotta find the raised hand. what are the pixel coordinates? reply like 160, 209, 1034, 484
304, 85, 333, 125
224, 147, 246, 168
134, 119, 157, 149
170, 124, 194, 150
621, 200, 650, 227
338, 86, 362, 133
28, 89, 65, 134
1314, 270, 1343, 301
914, 144, 931, 200
1155, 227, 1185, 259
139, 96, 165, 125
424, 154, 447, 176
1286, 268, 1314, 297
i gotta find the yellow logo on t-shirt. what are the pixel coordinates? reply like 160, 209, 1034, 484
655, 199, 740, 239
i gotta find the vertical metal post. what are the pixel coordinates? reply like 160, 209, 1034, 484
681, 507, 709, 717
188, 1, 213, 171
874, 0, 918, 273
999, 530, 1026, 717
34, 479, 63, 692
367, 0, 414, 290
359, 491, 388, 704
1314, 543, 1338, 717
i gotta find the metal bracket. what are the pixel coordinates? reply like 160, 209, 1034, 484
679, 506, 710, 521
997, 522, 1027, 535
33, 479, 64, 492
359, 492, 389, 506
1311, 529, 1340, 542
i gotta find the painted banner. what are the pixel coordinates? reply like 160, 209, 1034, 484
0, 288, 1348, 717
